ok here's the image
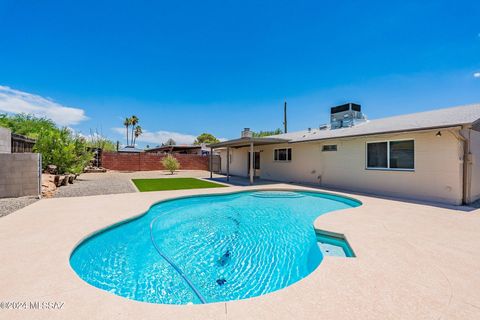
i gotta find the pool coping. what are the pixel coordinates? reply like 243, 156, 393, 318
1, 183, 480, 319
69, 187, 362, 261
68, 188, 361, 305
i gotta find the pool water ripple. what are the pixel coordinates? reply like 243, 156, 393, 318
70, 191, 360, 304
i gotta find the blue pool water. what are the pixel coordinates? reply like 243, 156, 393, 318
70, 191, 360, 304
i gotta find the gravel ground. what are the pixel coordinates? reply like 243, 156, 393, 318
0, 197, 39, 218
54, 174, 137, 198
1, 170, 220, 217
53, 170, 219, 198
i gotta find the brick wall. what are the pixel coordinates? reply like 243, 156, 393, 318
102, 152, 215, 171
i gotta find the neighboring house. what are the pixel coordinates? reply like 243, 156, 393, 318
0, 127, 41, 198
145, 144, 211, 155
146, 145, 201, 154
11, 133, 36, 153
118, 146, 144, 153
210, 103, 480, 206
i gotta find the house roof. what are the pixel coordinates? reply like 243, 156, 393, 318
118, 146, 144, 153
209, 103, 480, 148
208, 137, 290, 148
145, 145, 201, 152
270, 103, 480, 143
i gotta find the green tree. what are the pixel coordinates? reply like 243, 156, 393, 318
193, 133, 220, 145
86, 129, 116, 152
123, 117, 131, 146
0, 113, 56, 138
252, 128, 283, 137
165, 138, 176, 146
34, 128, 92, 174
133, 125, 142, 146
130, 115, 139, 145
1, 113, 93, 174
161, 154, 180, 174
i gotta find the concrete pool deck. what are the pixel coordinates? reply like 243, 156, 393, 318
0, 184, 479, 319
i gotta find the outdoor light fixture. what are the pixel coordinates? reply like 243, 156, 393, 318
436, 131, 442, 137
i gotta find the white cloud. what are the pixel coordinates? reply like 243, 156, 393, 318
474, 72, 480, 78
113, 127, 197, 145
0, 85, 88, 126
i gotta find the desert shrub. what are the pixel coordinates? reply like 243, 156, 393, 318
86, 129, 117, 152
1, 113, 93, 174
34, 128, 93, 175
161, 154, 180, 174
0, 113, 56, 139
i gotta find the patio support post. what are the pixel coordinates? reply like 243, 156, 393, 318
210, 147, 213, 179
249, 142, 254, 184
226, 146, 230, 181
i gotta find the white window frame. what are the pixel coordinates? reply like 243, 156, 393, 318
273, 147, 292, 162
365, 139, 415, 171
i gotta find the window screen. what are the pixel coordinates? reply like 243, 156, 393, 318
367, 142, 388, 168
389, 140, 414, 169
367, 140, 414, 169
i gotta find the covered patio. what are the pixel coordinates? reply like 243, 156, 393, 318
208, 136, 289, 184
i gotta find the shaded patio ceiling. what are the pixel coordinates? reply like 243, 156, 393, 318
208, 137, 290, 149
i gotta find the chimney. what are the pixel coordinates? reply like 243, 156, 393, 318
241, 128, 253, 138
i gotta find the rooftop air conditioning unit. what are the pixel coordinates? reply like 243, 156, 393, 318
330, 103, 367, 129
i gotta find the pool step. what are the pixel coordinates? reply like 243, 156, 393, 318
315, 230, 355, 258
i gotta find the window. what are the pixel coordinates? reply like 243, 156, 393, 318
389, 140, 414, 169
367, 142, 388, 168
274, 148, 292, 161
366, 140, 414, 170
322, 145, 337, 152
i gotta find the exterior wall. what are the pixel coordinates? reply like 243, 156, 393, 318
219, 148, 250, 177
219, 130, 464, 205
0, 153, 41, 198
468, 129, 480, 203
0, 127, 11, 153
102, 152, 212, 171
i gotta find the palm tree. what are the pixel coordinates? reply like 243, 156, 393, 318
130, 115, 139, 146
133, 126, 142, 146
123, 117, 131, 146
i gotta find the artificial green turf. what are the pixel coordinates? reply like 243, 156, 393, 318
132, 178, 226, 192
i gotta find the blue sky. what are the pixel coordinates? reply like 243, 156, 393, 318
0, 0, 479, 146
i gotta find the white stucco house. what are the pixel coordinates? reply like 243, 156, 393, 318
209, 103, 480, 205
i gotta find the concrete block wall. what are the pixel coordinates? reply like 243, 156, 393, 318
0, 153, 41, 198
0, 127, 11, 153
102, 152, 213, 171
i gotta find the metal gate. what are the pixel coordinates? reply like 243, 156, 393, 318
209, 155, 221, 173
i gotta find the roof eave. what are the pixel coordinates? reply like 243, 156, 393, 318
208, 137, 290, 148
289, 124, 468, 144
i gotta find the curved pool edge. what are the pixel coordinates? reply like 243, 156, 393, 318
68, 187, 362, 261
1, 181, 463, 319
68, 186, 362, 305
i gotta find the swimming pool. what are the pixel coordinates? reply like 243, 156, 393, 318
70, 190, 360, 304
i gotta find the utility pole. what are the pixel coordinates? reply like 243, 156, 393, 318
283, 99, 288, 133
